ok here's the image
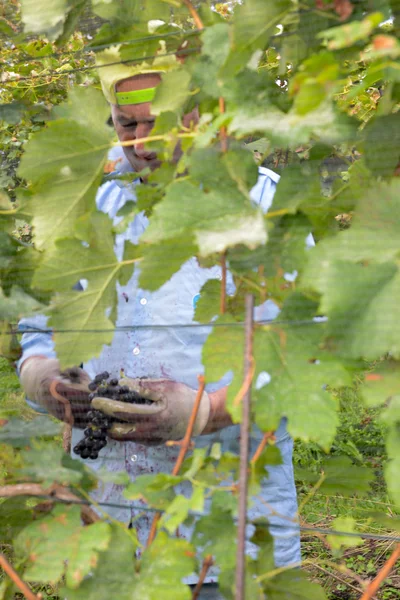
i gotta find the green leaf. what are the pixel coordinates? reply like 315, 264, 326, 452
0, 102, 25, 125
193, 500, 237, 572
21, 0, 68, 39
18, 89, 112, 251
60, 524, 136, 600
222, 0, 292, 76
33, 212, 138, 367
317, 12, 383, 50
194, 279, 220, 323
0, 498, 34, 544
19, 444, 85, 487
229, 102, 357, 149
133, 532, 195, 600
253, 297, 351, 448
364, 114, 400, 178
151, 69, 191, 116
202, 316, 245, 422
159, 488, 204, 534
295, 456, 374, 496
327, 517, 363, 551
16, 505, 111, 587
0, 287, 44, 321
0, 417, 61, 447
124, 473, 183, 510
264, 569, 327, 600
361, 360, 400, 407
138, 235, 197, 291
142, 148, 266, 256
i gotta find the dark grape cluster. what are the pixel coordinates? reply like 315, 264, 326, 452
73, 409, 110, 460
73, 371, 151, 461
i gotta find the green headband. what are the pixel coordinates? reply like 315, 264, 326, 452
115, 87, 157, 106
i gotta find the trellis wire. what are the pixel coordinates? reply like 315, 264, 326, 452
0, 6, 334, 71
10, 493, 400, 543
0, 15, 340, 86
10, 317, 328, 335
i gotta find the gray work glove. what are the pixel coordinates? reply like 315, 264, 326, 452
92, 377, 210, 445
20, 357, 92, 429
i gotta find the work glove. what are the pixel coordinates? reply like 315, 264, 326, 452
19, 357, 92, 428
91, 377, 211, 445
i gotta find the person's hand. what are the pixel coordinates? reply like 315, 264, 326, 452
91, 377, 210, 445
20, 357, 92, 428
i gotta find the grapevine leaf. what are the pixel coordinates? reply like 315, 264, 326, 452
0, 286, 44, 321
295, 456, 374, 496
364, 113, 400, 178
302, 179, 400, 359
229, 102, 357, 148
158, 488, 205, 534
385, 459, 400, 509
138, 236, 197, 291
132, 532, 195, 600
60, 524, 136, 600
20, 0, 68, 39
151, 69, 191, 116
141, 148, 267, 256
202, 316, 245, 422
253, 313, 351, 449
263, 569, 328, 600
0, 417, 61, 447
361, 360, 400, 406
194, 279, 220, 323
0, 102, 25, 125
34, 213, 138, 367
124, 473, 183, 510
327, 517, 363, 551
0, 498, 34, 544
307, 260, 400, 360
19, 444, 85, 487
16, 506, 111, 587
18, 89, 112, 250
221, 0, 292, 76
193, 500, 237, 572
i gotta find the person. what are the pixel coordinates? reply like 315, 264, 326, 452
18, 65, 303, 597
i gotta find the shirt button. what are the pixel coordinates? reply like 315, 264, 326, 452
140, 298, 147, 305
133, 347, 140, 356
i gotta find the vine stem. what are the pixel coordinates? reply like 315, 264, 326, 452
233, 357, 255, 408
359, 543, 400, 600
0, 483, 100, 525
250, 431, 275, 464
146, 375, 206, 548
192, 555, 214, 599
219, 97, 228, 153
220, 252, 227, 315
49, 380, 74, 454
0, 553, 41, 600
236, 295, 254, 600
182, 0, 204, 29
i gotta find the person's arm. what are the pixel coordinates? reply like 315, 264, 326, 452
202, 386, 232, 434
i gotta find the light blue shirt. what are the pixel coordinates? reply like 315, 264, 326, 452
18, 160, 308, 579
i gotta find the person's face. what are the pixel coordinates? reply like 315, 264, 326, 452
111, 73, 198, 173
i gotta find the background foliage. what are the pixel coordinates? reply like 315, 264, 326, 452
1, 0, 400, 598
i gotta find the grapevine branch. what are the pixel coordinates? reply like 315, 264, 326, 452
236, 295, 254, 600
146, 375, 206, 547
0, 483, 100, 525
220, 252, 227, 315
359, 543, 400, 600
0, 553, 41, 600
233, 357, 255, 407
49, 380, 73, 453
192, 555, 214, 600
182, 0, 204, 29
250, 431, 276, 464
